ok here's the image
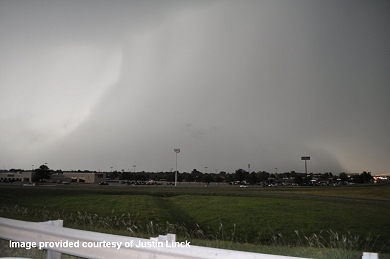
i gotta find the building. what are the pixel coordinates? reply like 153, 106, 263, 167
0, 171, 32, 182
50, 172, 106, 184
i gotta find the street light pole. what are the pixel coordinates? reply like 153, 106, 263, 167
174, 149, 180, 187
305, 161, 307, 175
301, 157, 310, 176
44, 163, 48, 182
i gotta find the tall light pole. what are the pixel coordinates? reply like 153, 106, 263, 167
44, 163, 48, 182
174, 149, 180, 187
301, 157, 310, 176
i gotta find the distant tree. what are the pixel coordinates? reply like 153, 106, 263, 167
257, 171, 270, 181
224, 173, 234, 183
235, 169, 247, 182
290, 171, 297, 178
191, 169, 203, 184
165, 172, 174, 182
109, 170, 120, 180
283, 171, 291, 178
304, 173, 313, 185
215, 176, 223, 184
9, 168, 23, 172
319, 172, 332, 180
177, 173, 183, 182
294, 175, 303, 185
32, 164, 51, 182
185, 174, 194, 184
362, 171, 373, 183
184, 174, 191, 184
39, 164, 49, 171
120, 172, 133, 181
339, 172, 348, 181
191, 169, 203, 177
135, 173, 146, 181
248, 172, 258, 185
202, 174, 214, 185
353, 171, 373, 184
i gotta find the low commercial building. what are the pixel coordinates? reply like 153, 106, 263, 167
50, 173, 72, 183
0, 171, 32, 182
62, 172, 106, 184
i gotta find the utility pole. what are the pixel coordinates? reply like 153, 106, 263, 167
301, 157, 310, 176
174, 149, 180, 187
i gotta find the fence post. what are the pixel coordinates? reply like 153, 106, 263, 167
40, 220, 63, 259
362, 252, 379, 259
150, 233, 176, 243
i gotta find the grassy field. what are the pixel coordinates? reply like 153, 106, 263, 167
1, 182, 389, 258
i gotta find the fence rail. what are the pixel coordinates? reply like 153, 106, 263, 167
0, 217, 378, 259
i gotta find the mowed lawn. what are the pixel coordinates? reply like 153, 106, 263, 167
163, 195, 389, 242
1, 184, 390, 247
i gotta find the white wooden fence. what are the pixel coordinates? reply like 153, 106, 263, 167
0, 217, 379, 259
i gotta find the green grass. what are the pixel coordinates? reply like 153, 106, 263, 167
166, 195, 388, 239
1, 183, 390, 258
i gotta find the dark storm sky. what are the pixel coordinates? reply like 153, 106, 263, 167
1, 0, 389, 174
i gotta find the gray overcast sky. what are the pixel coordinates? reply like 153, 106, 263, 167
1, 0, 389, 175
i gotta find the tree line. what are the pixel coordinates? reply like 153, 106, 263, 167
111, 168, 374, 185
6, 165, 373, 185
